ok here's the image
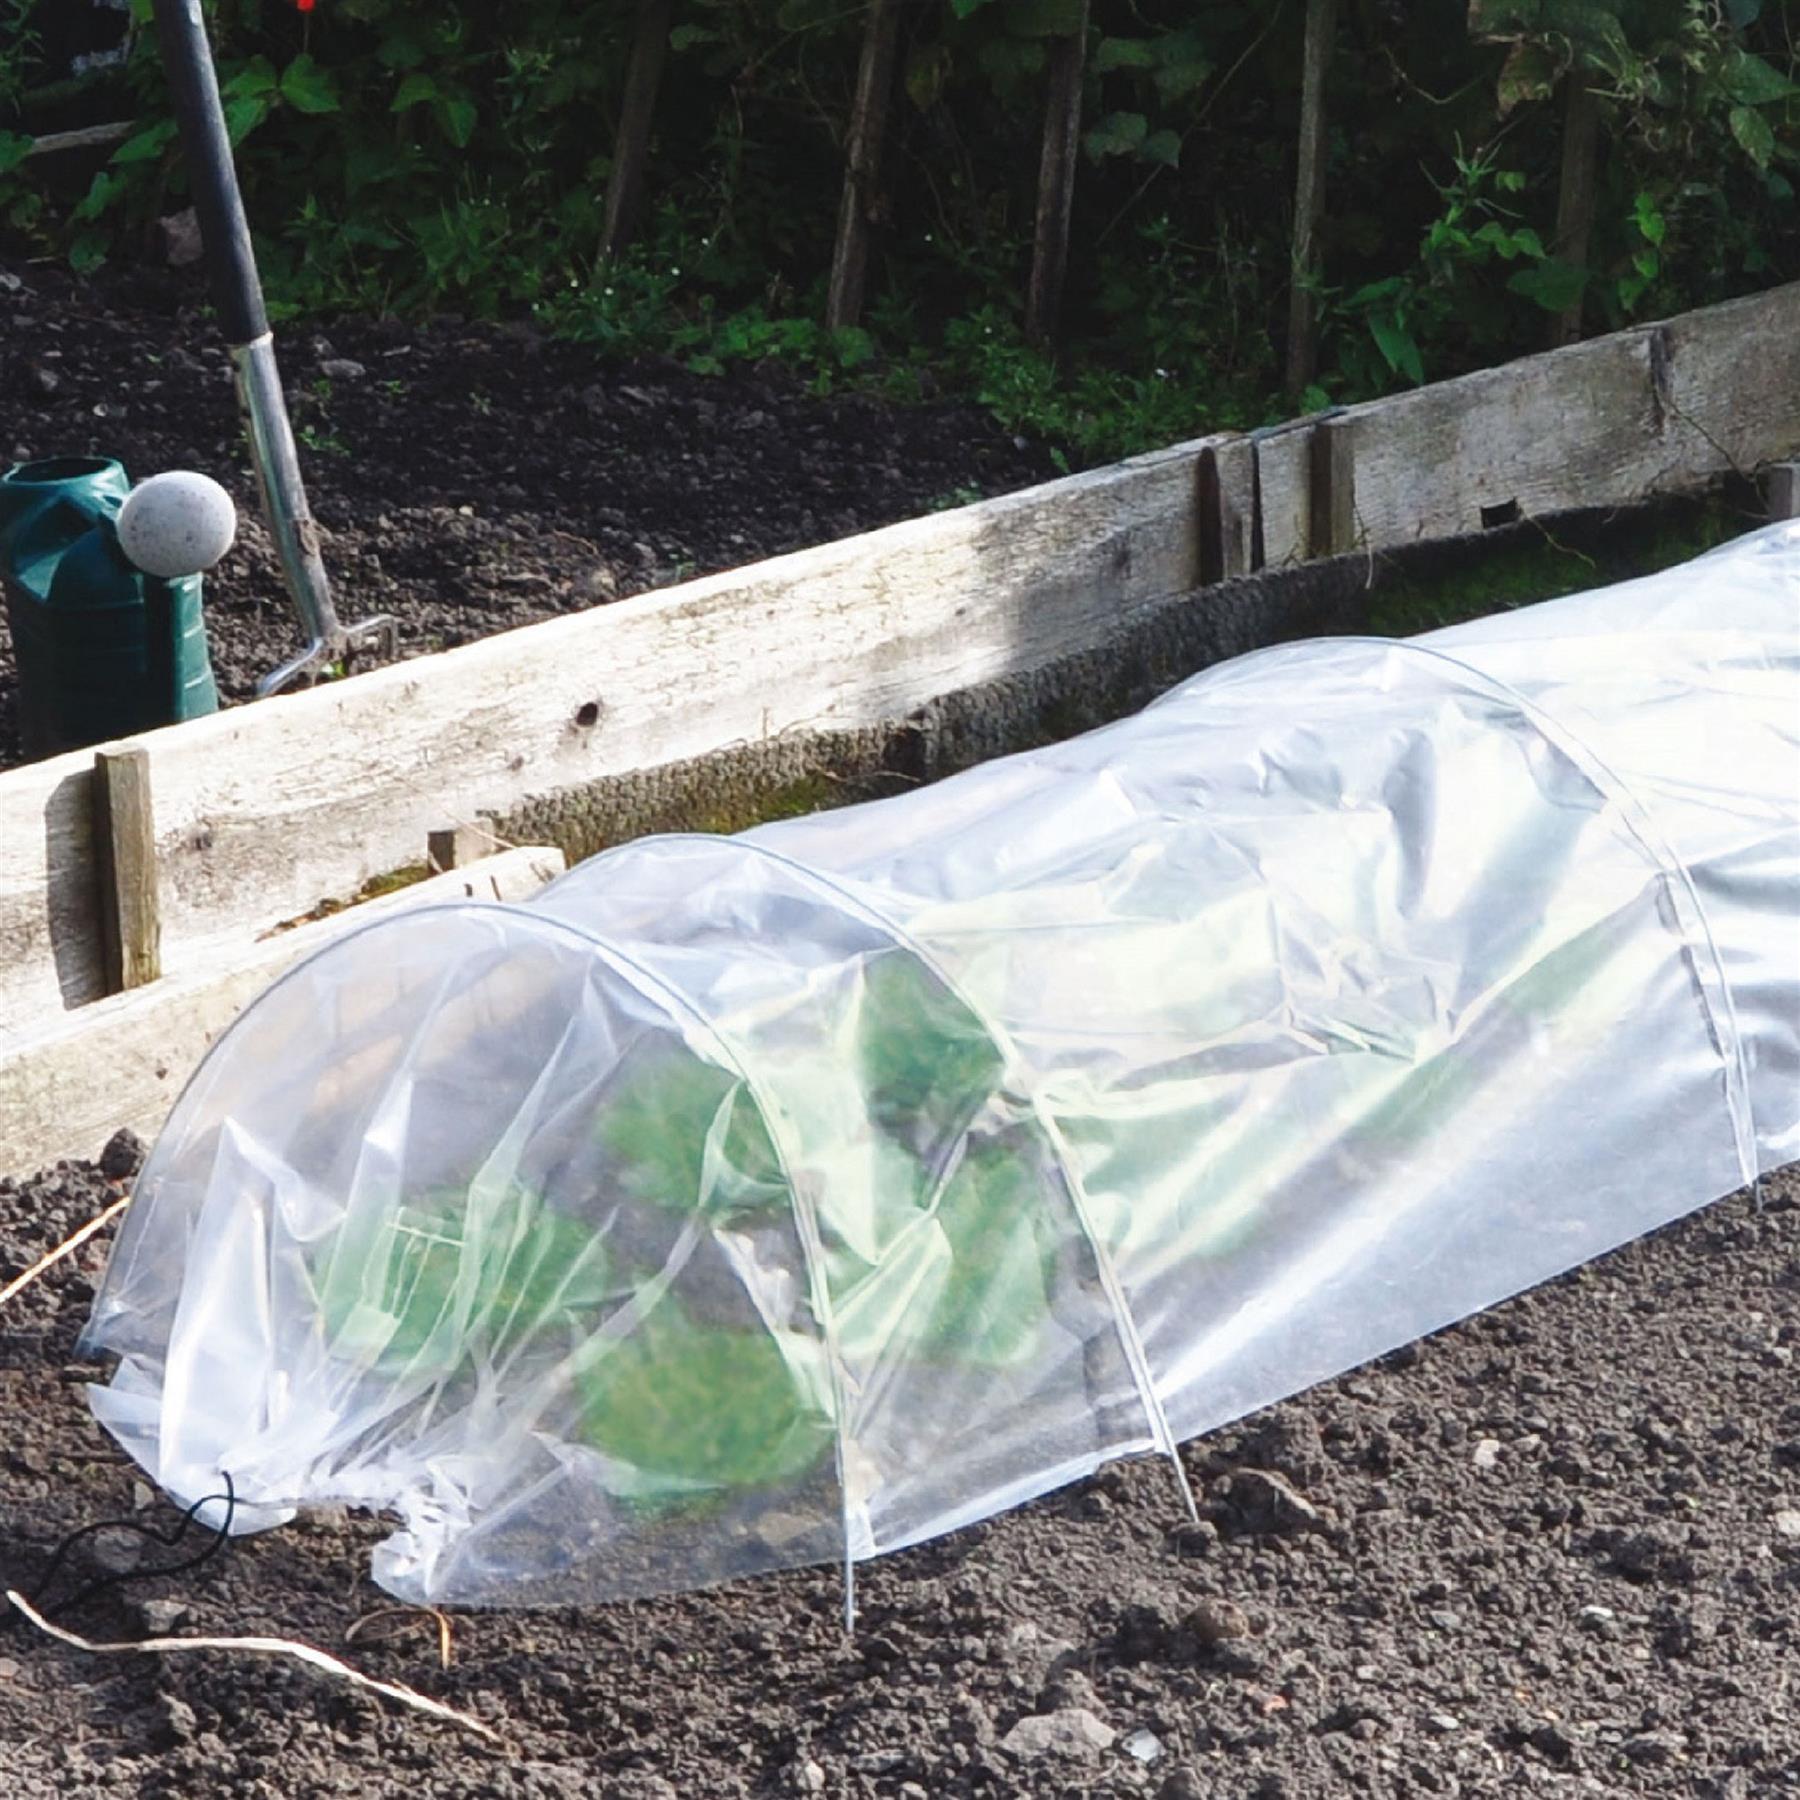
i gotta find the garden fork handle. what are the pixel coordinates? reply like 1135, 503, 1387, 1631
152, 0, 390, 694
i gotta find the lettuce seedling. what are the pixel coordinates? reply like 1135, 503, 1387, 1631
574, 1294, 835, 1497
318, 1181, 616, 1376
596, 1044, 789, 1221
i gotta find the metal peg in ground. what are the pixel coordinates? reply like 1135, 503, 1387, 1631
149, 0, 394, 696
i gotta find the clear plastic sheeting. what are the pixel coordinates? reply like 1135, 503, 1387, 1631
81, 523, 1800, 1607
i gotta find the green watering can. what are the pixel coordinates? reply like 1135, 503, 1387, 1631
0, 457, 222, 759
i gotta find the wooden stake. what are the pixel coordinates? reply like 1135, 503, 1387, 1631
1550, 79, 1601, 349
1199, 439, 1256, 583
1025, 0, 1091, 350
1284, 0, 1337, 397
600, 0, 675, 261
1764, 461, 1800, 521
1307, 415, 1356, 557
825, 0, 904, 333
426, 824, 494, 872
93, 747, 161, 994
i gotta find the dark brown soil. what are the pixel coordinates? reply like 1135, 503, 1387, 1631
0, 257, 1057, 770
3, 1140, 1796, 1798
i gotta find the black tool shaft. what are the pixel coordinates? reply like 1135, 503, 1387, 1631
151, 0, 268, 348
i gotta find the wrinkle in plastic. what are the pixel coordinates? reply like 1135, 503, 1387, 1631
81, 523, 1800, 1605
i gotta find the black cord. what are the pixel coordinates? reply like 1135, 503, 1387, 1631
20, 1471, 237, 1623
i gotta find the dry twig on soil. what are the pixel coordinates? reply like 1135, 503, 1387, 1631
0, 1196, 130, 1311
4, 1589, 501, 1742
346, 1604, 456, 1670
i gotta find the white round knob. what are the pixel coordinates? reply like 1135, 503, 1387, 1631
116, 470, 238, 580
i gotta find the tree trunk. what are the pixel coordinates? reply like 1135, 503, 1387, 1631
1284, 0, 1337, 398
1550, 78, 1602, 349
825, 0, 904, 333
600, 0, 675, 262
1024, 0, 1091, 350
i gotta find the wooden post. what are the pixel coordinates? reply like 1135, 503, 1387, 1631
1307, 414, 1356, 557
1767, 461, 1800, 521
1199, 438, 1257, 582
600, 0, 675, 261
825, 0, 904, 333
1024, 0, 1091, 350
1550, 79, 1601, 349
93, 747, 161, 994
1284, 0, 1337, 397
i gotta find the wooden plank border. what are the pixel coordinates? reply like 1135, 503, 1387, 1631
1342, 282, 1800, 549
0, 845, 566, 1174
0, 435, 1214, 1033
0, 282, 1796, 1046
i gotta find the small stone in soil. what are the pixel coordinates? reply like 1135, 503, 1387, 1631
86, 1525, 144, 1575
1000, 1707, 1118, 1761
1121, 1727, 1165, 1763
1227, 1467, 1323, 1537
138, 1598, 190, 1635
1621, 1731, 1686, 1765
1170, 1518, 1219, 1556
1040, 1668, 1102, 1713
1528, 1721, 1578, 1763
1473, 1438, 1502, 1470
1185, 1596, 1251, 1644
156, 210, 204, 268
156, 1693, 198, 1744
99, 1128, 146, 1182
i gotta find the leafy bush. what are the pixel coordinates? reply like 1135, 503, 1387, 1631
0, 0, 1793, 459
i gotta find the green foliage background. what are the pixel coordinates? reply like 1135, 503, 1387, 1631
1, 0, 1795, 459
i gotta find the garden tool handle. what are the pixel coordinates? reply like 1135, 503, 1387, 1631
151, 0, 395, 694
150, 0, 267, 348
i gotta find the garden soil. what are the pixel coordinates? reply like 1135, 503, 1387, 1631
2, 1141, 1796, 1799
0, 257, 1056, 770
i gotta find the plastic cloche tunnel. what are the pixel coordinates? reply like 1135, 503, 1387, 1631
80, 521, 1800, 1611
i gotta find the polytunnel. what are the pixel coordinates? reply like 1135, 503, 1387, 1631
81, 521, 1800, 1611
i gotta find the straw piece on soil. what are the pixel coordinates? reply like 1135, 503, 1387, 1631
0, 1196, 129, 1311
4, 1589, 501, 1742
